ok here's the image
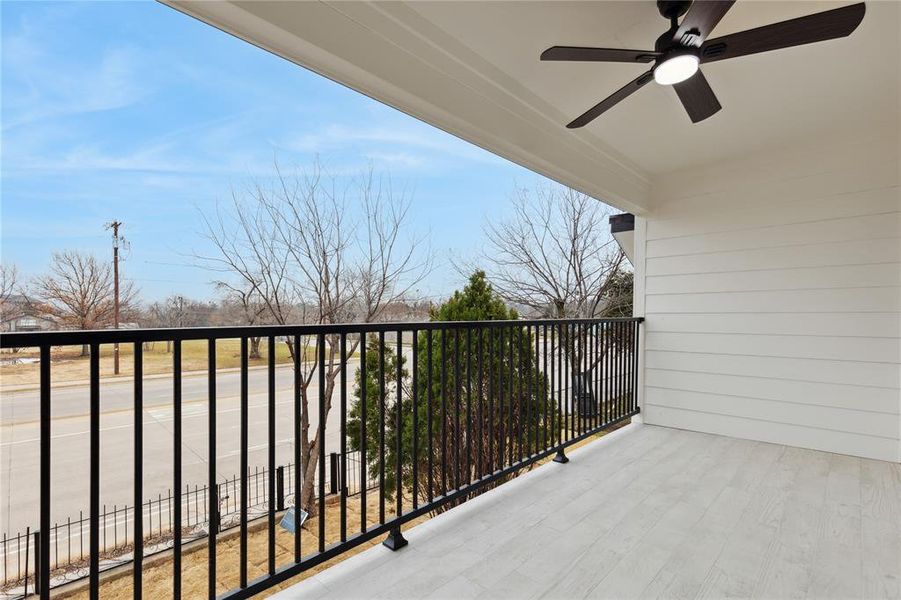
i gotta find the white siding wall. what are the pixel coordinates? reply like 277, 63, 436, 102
637, 132, 900, 462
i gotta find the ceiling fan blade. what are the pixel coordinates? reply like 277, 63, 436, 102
541, 46, 658, 63
673, 1, 736, 47
700, 2, 865, 63
673, 70, 721, 123
567, 70, 654, 129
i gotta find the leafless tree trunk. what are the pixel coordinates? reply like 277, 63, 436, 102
197, 159, 430, 515
33, 251, 138, 355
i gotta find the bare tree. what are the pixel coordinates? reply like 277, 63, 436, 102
147, 295, 216, 352
34, 251, 138, 354
147, 295, 215, 328
478, 184, 627, 319
197, 160, 431, 515
0, 263, 27, 350
215, 284, 270, 358
0, 264, 21, 324
0, 263, 19, 308
476, 183, 633, 387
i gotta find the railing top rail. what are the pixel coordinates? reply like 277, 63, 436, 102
0, 317, 643, 348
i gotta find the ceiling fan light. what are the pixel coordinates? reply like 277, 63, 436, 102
653, 54, 700, 85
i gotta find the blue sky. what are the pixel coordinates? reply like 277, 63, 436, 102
1, 0, 548, 302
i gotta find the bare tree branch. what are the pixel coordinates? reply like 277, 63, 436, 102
33, 251, 138, 330
194, 158, 432, 514
31, 251, 138, 354
0, 264, 20, 318
479, 184, 627, 319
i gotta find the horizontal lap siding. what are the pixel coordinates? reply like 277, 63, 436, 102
640, 134, 900, 462
645, 331, 899, 364
645, 369, 898, 414
644, 405, 898, 463
645, 350, 896, 389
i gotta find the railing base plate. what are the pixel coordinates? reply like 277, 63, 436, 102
382, 528, 408, 551
553, 450, 570, 464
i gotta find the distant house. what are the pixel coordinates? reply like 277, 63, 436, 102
0, 294, 57, 333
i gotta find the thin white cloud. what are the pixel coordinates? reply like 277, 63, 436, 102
282, 121, 506, 168
364, 152, 427, 168
2, 107, 279, 178
3, 45, 149, 131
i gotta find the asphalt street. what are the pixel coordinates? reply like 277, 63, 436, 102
0, 360, 365, 539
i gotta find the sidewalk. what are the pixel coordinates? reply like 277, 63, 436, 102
0, 351, 373, 394
0, 362, 295, 393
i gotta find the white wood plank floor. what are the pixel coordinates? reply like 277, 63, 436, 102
273, 424, 901, 600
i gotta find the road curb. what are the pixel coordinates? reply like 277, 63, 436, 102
2, 362, 298, 393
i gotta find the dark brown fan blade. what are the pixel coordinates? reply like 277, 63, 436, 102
540, 46, 658, 63
673, 1, 736, 47
567, 71, 654, 129
673, 70, 721, 123
700, 3, 865, 63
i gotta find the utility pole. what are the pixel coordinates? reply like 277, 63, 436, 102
105, 221, 124, 375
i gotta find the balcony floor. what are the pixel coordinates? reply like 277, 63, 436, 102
274, 423, 901, 600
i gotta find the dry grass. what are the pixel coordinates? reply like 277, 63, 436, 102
0, 340, 309, 388
60, 492, 427, 600
58, 422, 627, 600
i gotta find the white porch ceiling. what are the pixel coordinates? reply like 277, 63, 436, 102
164, 1, 899, 214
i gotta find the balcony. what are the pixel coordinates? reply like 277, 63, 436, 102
1, 317, 642, 599
2, 2, 898, 599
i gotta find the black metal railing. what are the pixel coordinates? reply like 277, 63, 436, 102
0, 317, 641, 600
0, 453, 377, 596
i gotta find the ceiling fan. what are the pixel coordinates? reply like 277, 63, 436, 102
541, 1, 866, 128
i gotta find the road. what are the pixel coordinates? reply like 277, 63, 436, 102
0, 359, 373, 538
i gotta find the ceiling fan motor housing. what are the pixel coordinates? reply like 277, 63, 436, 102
656, 0, 692, 21
654, 27, 701, 54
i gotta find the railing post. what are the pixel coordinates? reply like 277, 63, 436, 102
39, 344, 51, 600
329, 453, 338, 496
32, 530, 40, 596
553, 448, 569, 463
276, 467, 285, 512
23, 527, 30, 596
382, 527, 408, 551
212, 483, 221, 536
